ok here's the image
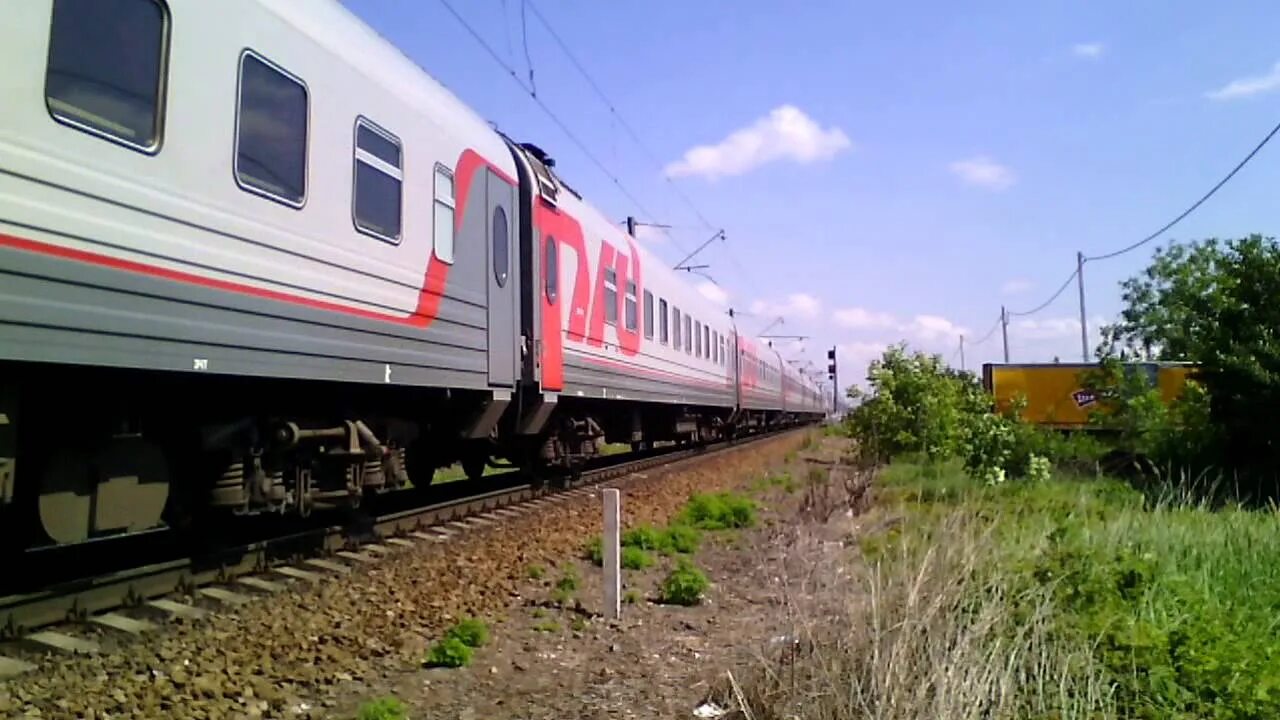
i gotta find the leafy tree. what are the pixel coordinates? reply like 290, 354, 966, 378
846, 343, 987, 463
1099, 234, 1280, 480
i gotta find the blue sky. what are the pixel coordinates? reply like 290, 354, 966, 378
341, 0, 1280, 391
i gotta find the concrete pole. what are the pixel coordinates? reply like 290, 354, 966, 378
1077, 251, 1089, 362
602, 488, 621, 619
959, 334, 966, 372
1000, 306, 1010, 363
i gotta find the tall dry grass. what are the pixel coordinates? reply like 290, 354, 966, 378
718, 477, 1116, 719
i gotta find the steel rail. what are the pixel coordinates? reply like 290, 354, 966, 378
0, 426, 806, 640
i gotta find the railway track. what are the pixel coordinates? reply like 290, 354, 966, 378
0, 427, 805, 678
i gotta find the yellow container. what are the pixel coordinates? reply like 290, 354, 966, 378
981, 361, 1198, 429
982, 363, 1103, 429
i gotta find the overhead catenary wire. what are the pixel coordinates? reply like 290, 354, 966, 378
522, 0, 773, 294
523, 0, 717, 232
1008, 268, 1079, 317
437, 0, 689, 255
1085, 116, 1280, 262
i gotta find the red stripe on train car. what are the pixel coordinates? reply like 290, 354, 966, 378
0, 148, 507, 330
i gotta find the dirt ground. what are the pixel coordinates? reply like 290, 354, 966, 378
325, 432, 862, 720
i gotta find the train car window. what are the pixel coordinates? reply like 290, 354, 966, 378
545, 236, 558, 302
643, 291, 654, 339
604, 268, 618, 325
695, 321, 702, 357
352, 118, 402, 242
704, 325, 711, 360
659, 299, 669, 344
45, 0, 169, 153
433, 165, 455, 263
684, 316, 692, 354
235, 51, 308, 207
492, 207, 509, 287
672, 308, 681, 347
625, 281, 638, 332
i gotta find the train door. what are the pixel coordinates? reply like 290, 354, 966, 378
486, 170, 519, 387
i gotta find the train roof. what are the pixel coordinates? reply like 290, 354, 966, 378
262, 0, 514, 169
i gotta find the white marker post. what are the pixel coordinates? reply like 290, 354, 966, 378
602, 488, 621, 619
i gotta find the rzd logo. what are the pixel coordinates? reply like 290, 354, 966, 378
1071, 389, 1097, 408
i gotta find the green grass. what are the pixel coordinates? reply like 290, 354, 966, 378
552, 567, 580, 605
433, 462, 506, 484
600, 442, 631, 456
357, 697, 408, 720
870, 458, 1280, 719
444, 617, 489, 649
423, 636, 472, 668
750, 472, 798, 494
676, 491, 758, 530
621, 545, 654, 570
659, 558, 710, 606
423, 617, 489, 669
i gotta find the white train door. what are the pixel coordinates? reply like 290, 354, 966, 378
486, 170, 518, 387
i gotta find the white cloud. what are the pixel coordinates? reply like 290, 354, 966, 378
833, 306, 897, 329
904, 314, 968, 341
750, 292, 823, 320
949, 156, 1016, 190
1010, 315, 1107, 341
664, 105, 852, 180
1072, 42, 1104, 59
1206, 61, 1280, 100
838, 341, 889, 361
1011, 317, 1080, 340
697, 280, 730, 307
1001, 279, 1032, 295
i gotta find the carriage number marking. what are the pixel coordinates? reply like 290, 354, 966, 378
193, 358, 209, 371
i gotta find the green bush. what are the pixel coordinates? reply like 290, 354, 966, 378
661, 524, 701, 554
621, 525, 665, 551
621, 545, 654, 570
660, 558, 710, 606
846, 344, 989, 463
424, 636, 473, 668
678, 492, 757, 530
552, 567, 580, 604
445, 617, 488, 648
357, 697, 408, 720
584, 536, 603, 565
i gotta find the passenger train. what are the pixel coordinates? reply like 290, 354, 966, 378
0, 0, 825, 550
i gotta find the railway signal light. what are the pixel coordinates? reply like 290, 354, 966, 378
827, 347, 836, 379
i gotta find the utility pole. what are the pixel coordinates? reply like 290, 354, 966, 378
827, 346, 838, 416
959, 334, 966, 372
1076, 250, 1089, 362
1000, 306, 1010, 363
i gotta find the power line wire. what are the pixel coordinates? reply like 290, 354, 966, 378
521, 0, 773, 293
1085, 116, 1280, 262
1009, 268, 1079, 317
969, 315, 1003, 346
436, 0, 687, 254
523, 0, 718, 232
